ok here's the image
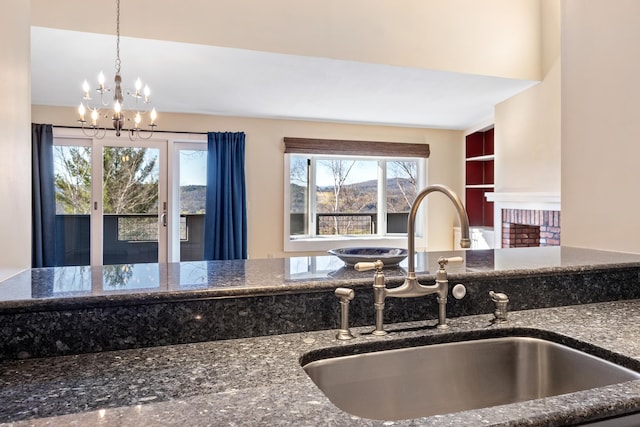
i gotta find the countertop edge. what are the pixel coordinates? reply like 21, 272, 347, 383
2, 261, 639, 314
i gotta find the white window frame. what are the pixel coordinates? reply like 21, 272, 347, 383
284, 153, 427, 253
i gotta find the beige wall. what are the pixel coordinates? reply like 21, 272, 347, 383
32, 105, 464, 259
31, 0, 541, 81
561, 0, 640, 253
494, 0, 561, 193
494, 63, 561, 194
0, 1, 31, 281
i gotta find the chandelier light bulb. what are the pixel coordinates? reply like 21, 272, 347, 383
91, 108, 99, 125
78, 103, 86, 121
150, 108, 157, 125
82, 81, 90, 99
114, 100, 122, 115
98, 71, 106, 91
134, 112, 141, 126
135, 78, 142, 92
144, 85, 150, 103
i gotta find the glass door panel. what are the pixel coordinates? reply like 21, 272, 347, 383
102, 146, 161, 265
178, 148, 207, 261
52, 143, 92, 266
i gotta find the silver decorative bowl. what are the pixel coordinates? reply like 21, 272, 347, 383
328, 247, 408, 267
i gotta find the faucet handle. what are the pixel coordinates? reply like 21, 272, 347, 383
489, 290, 509, 322
335, 287, 355, 302
437, 256, 463, 268
354, 260, 384, 272
335, 288, 356, 340
489, 290, 508, 302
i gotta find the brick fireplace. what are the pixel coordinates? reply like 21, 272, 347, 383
485, 192, 561, 249
502, 209, 560, 247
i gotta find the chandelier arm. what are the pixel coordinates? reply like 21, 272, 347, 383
132, 128, 156, 141
79, 122, 107, 140
79, 125, 96, 139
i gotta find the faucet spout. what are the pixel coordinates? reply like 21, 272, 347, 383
406, 184, 470, 276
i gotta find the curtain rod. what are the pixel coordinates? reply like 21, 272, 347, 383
52, 125, 208, 135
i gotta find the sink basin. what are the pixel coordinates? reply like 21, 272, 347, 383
302, 336, 640, 421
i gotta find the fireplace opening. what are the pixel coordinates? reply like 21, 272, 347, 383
503, 223, 540, 248
501, 209, 560, 248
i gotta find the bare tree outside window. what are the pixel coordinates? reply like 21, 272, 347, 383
325, 159, 355, 234
290, 156, 308, 187
317, 159, 377, 235
323, 159, 355, 212
388, 161, 418, 212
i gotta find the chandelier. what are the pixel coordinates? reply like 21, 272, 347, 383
77, 0, 157, 140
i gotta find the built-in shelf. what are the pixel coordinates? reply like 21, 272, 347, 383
466, 154, 495, 162
466, 184, 495, 189
465, 128, 494, 227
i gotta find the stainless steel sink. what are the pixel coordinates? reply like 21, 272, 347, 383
302, 336, 640, 421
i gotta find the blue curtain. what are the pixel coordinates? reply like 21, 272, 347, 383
203, 132, 248, 260
32, 123, 56, 268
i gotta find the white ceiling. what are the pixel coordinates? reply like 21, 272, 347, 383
31, 26, 538, 130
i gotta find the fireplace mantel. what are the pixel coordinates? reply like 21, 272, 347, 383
485, 192, 560, 206
484, 192, 561, 248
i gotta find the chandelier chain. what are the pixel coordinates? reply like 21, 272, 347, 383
78, 0, 157, 140
115, 0, 121, 73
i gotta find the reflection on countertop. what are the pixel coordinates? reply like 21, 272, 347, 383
1, 246, 640, 309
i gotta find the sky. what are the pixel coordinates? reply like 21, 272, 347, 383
179, 150, 207, 186
315, 159, 378, 187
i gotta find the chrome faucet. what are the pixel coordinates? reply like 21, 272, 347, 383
355, 184, 471, 332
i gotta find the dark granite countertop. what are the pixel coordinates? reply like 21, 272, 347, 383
2, 246, 640, 425
2, 300, 640, 426
2, 246, 640, 312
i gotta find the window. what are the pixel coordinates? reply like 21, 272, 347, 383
284, 138, 428, 252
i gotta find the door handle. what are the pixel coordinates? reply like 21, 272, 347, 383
161, 202, 167, 227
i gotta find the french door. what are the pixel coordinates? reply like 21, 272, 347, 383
92, 139, 167, 265
53, 129, 207, 266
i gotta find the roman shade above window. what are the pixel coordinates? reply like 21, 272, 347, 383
283, 137, 430, 158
